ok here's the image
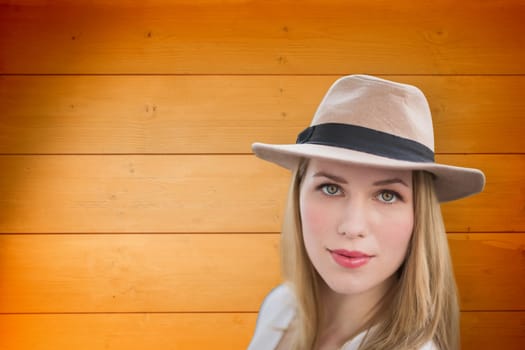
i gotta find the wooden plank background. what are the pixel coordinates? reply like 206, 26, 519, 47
0, 0, 524, 349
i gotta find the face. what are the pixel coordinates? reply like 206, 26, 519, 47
299, 158, 414, 297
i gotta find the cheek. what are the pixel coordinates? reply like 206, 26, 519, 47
300, 200, 321, 234
378, 210, 414, 256
299, 192, 333, 237
299, 192, 332, 249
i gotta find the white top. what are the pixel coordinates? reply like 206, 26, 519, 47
247, 284, 438, 350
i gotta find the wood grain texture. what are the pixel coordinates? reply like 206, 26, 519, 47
449, 234, 525, 311
1, 1, 524, 74
0, 0, 522, 345
0, 233, 523, 313
438, 154, 525, 233
0, 234, 281, 313
0, 155, 290, 233
0, 313, 257, 350
0, 155, 522, 233
0, 312, 523, 350
1, 75, 523, 154
460, 311, 525, 350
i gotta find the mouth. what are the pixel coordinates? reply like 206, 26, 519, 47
327, 248, 374, 269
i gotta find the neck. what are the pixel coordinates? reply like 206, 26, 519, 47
315, 276, 396, 349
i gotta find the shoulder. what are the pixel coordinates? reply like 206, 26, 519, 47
255, 283, 295, 328
259, 284, 294, 311
420, 340, 440, 350
247, 284, 296, 350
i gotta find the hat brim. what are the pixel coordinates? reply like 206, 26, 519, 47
252, 142, 485, 203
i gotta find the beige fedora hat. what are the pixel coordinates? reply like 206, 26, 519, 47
252, 75, 485, 202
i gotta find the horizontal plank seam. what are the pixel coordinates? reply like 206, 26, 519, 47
2, 74, 525, 77
0, 231, 523, 235
1, 310, 522, 316
459, 309, 525, 313
0, 232, 281, 235
0, 153, 523, 156
0, 311, 258, 315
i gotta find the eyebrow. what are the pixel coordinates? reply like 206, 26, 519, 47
313, 171, 408, 187
372, 178, 409, 187
313, 171, 348, 184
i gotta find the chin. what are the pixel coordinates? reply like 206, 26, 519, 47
320, 274, 371, 296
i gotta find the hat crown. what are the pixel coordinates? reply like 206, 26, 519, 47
311, 75, 435, 151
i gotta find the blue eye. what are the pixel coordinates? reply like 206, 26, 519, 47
321, 184, 341, 196
377, 191, 398, 203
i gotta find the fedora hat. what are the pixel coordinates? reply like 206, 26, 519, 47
252, 75, 485, 202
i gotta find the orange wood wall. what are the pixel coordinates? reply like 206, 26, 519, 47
0, 1, 524, 349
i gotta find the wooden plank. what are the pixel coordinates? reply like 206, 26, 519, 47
0, 155, 290, 233
460, 312, 525, 350
439, 154, 525, 233
1, 75, 523, 154
0, 313, 257, 350
0, 312, 523, 350
0, 233, 523, 313
0, 155, 522, 233
0, 234, 281, 313
1, 1, 524, 74
450, 234, 525, 311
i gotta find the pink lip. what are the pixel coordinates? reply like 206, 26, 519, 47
329, 249, 373, 269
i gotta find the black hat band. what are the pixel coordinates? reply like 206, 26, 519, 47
296, 123, 435, 163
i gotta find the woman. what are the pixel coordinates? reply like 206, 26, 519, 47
247, 75, 485, 350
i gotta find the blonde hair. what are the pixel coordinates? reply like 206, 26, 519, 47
280, 161, 460, 350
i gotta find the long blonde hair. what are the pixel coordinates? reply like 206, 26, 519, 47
280, 161, 460, 350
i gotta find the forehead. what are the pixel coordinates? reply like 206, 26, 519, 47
304, 158, 412, 182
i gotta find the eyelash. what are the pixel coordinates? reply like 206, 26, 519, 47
316, 183, 404, 203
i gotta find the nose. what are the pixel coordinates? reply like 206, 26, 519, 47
337, 197, 368, 239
